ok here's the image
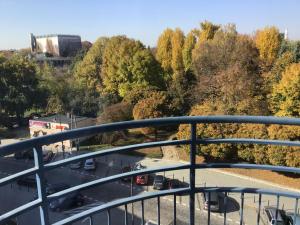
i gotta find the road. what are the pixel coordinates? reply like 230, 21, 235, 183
0, 152, 298, 225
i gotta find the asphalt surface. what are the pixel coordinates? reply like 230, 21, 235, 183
0, 153, 297, 225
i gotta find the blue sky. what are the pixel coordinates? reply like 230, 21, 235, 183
0, 0, 300, 50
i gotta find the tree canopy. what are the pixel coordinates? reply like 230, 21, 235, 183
255, 26, 281, 69
101, 36, 164, 97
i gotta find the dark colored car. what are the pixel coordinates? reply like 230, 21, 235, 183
17, 176, 37, 188
46, 183, 70, 195
14, 149, 34, 160
121, 166, 132, 182
136, 174, 149, 185
168, 179, 186, 189
153, 175, 166, 190
202, 192, 221, 212
49, 192, 84, 212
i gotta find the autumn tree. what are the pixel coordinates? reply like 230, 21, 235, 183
192, 25, 267, 115
97, 102, 133, 144
270, 63, 300, 117
101, 36, 164, 97
235, 124, 269, 163
197, 21, 220, 45
182, 31, 197, 72
267, 125, 300, 167
171, 28, 185, 76
133, 91, 167, 134
122, 85, 159, 106
156, 28, 174, 78
177, 101, 238, 160
255, 26, 281, 69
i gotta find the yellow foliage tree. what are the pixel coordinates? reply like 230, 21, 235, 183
182, 31, 196, 72
177, 102, 239, 160
267, 125, 300, 167
198, 21, 220, 44
255, 26, 281, 68
171, 28, 185, 76
156, 28, 174, 77
271, 63, 300, 117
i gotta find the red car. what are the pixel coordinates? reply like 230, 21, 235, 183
135, 174, 149, 185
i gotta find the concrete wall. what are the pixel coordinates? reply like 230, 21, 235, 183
34, 35, 81, 57
36, 36, 60, 56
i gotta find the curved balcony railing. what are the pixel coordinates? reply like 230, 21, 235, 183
0, 116, 300, 225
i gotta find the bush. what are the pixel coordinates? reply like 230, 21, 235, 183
132, 91, 167, 134
177, 102, 239, 161
267, 125, 300, 167
235, 123, 268, 163
97, 102, 133, 144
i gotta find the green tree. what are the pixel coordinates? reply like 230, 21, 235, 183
74, 37, 109, 92
182, 31, 196, 72
101, 36, 164, 97
1, 56, 39, 123
255, 26, 281, 69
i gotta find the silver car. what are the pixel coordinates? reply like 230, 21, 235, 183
84, 158, 96, 170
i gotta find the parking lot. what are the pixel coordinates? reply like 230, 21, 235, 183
0, 151, 297, 225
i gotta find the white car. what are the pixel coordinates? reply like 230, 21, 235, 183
84, 158, 96, 170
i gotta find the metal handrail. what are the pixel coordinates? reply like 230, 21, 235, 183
0, 116, 300, 225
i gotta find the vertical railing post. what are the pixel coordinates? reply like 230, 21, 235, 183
190, 123, 197, 225
33, 146, 50, 225
275, 195, 280, 225
240, 192, 244, 225
294, 198, 298, 225
257, 193, 262, 225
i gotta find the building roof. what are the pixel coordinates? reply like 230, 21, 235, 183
34, 34, 81, 39
32, 114, 90, 124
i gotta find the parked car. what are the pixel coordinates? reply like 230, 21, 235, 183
84, 158, 96, 170
202, 192, 221, 212
17, 176, 37, 188
43, 151, 54, 163
136, 174, 149, 185
14, 149, 34, 160
69, 161, 82, 169
46, 183, 70, 195
168, 179, 186, 189
264, 207, 285, 225
153, 175, 167, 190
286, 213, 300, 225
133, 163, 146, 171
121, 166, 132, 182
49, 192, 84, 212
